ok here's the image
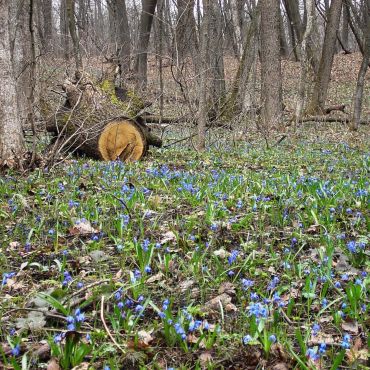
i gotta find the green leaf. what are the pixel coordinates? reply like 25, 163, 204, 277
37, 293, 69, 316
330, 349, 345, 370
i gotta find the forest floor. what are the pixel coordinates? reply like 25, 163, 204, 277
0, 54, 369, 369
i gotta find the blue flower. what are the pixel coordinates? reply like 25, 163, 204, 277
341, 333, 351, 349
74, 308, 85, 323
248, 302, 268, 320
306, 347, 319, 361
312, 323, 320, 335
267, 276, 279, 290
135, 305, 144, 313
243, 334, 252, 344
228, 250, 239, 265
141, 239, 150, 251
54, 333, 64, 343
269, 334, 277, 343
319, 343, 326, 354
347, 241, 357, 253
242, 279, 254, 290
144, 265, 152, 274
1, 272, 15, 286
11, 344, 21, 357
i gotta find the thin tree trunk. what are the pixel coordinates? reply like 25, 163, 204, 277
342, 3, 350, 51
279, 8, 289, 58
227, 4, 260, 115
296, 0, 315, 122
260, 0, 283, 134
41, 0, 53, 52
108, 0, 131, 73
0, 1, 24, 165
351, 1, 370, 131
308, 0, 343, 114
175, 0, 198, 61
135, 0, 158, 90
60, 0, 69, 60
209, 1, 226, 111
66, 0, 82, 71
197, 0, 210, 151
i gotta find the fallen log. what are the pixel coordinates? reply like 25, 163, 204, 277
298, 115, 369, 125
47, 65, 162, 162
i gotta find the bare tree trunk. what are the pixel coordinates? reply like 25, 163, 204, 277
209, 1, 226, 111
0, 1, 24, 165
175, 0, 198, 61
66, 0, 82, 71
308, 0, 343, 114
284, 0, 318, 71
135, 0, 158, 89
260, 0, 283, 134
279, 7, 289, 58
342, 3, 350, 51
9, 0, 32, 127
296, 0, 315, 122
197, 0, 210, 151
41, 0, 53, 52
351, 0, 370, 131
108, 0, 131, 73
228, 4, 260, 115
60, 0, 69, 60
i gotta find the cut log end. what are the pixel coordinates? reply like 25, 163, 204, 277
98, 119, 147, 162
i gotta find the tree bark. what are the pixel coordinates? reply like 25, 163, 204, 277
66, 0, 82, 71
108, 0, 131, 73
175, 0, 198, 61
342, 3, 350, 51
307, 0, 343, 114
60, 0, 69, 60
260, 0, 283, 133
283, 0, 318, 71
135, 0, 158, 89
351, 0, 370, 131
197, 0, 210, 151
208, 1, 226, 110
296, 0, 315, 122
0, 1, 24, 165
41, 0, 53, 52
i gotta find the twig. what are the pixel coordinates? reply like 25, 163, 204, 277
272, 135, 287, 147
100, 295, 126, 354
280, 308, 294, 325
1, 308, 67, 322
62, 278, 111, 304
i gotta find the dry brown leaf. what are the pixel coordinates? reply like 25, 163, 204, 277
341, 320, 359, 335
137, 329, 154, 346
147, 272, 163, 283
71, 363, 89, 370
178, 279, 195, 292
213, 249, 228, 258
225, 303, 238, 312
309, 332, 335, 346
115, 269, 123, 279
47, 358, 61, 370
318, 316, 332, 323
346, 337, 368, 364
306, 224, 320, 234
204, 293, 237, 312
199, 351, 213, 368
160, 231, 176, 244
218, 281, 236, 296
272, 363, 289, 370
69, 219, 98, 235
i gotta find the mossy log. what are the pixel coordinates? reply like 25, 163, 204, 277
47, 70, 162, 162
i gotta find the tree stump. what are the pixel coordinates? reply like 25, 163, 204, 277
46, 66, 162, 162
